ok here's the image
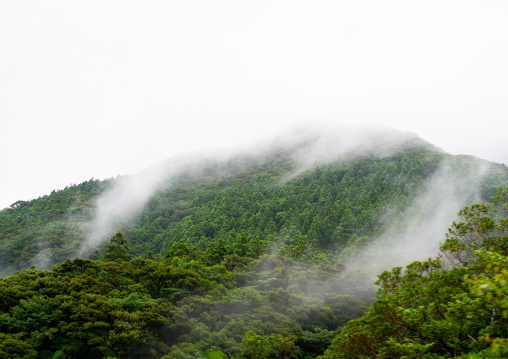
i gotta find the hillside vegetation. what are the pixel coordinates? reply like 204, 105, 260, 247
321, 188, 508, 358
1, 136, 507, 276
1, 133, 508, 358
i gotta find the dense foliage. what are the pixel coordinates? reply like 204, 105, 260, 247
1, 136, 508, 358
320, 189, 508, 358
0, 178, 111, 275
2, 140, 506, 277
0, 232, 371, 358
1, 191, 507, 358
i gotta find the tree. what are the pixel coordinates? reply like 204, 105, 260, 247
441, 188, 508, 267
0, 334, 37, 359
233, 233, 252, 257
467, 249, 508, 354
322, 188, 508, 359
251, 236, 267, 258
9, 200, 27, 210
207, 238, 227, 264
102, 232, 131, 262
240, 332, 301, 358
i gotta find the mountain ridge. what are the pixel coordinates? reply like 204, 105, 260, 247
1, 128, 506, 276
1, 128, 507, 358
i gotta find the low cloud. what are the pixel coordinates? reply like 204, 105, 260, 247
77, 150, 228, 256
344, 156, 491, 280
76, 123, 494, 273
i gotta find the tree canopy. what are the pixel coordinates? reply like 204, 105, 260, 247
1, 139, 508, 358
321, 189, 508, 358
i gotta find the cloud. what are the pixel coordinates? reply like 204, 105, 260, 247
344, 156, 491, 279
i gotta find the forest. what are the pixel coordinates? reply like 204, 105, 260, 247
0, 136, 507, 358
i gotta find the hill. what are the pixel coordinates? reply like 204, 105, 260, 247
1, 127, 508, 358
1, 128, 506, 276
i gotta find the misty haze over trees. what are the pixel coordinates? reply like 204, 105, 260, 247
0, 129, 507, 358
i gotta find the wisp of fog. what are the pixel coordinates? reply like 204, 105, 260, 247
77, 124, 493, 281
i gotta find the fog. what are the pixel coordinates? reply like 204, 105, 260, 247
77, 150, 231, 257
275, 123, 433, 182
344, 157, 491, 280
79, 125, 418, 249
1, 120, 503, 289
1, 1, 508, 209
71, 124, 494, 272
0, 0, 506, 285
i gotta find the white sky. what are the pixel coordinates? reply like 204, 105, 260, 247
1, 0, 507, 209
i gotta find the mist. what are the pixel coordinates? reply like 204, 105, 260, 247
75, 123, 495, 271
344, 156, 491, 280
0, 122, 497, 278
77, 150, 232, 256
1, 2, 507, 355
1, 122, 505, 358
1, 1, 508, 211
275, 123, 434, 183
76, 125, 416, 251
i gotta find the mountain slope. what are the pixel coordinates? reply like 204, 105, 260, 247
321, 189, 508, 358
1, 128, 508, 358
1, 129, 507, 276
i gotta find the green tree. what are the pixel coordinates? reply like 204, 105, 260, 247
467, 249, 508, 354
233, 233, 252, 257
102, 232, 131, 262
241, 331, 302, 358
206, 238, 227, 264
322, 189, 508, 359
0, 333, 37, 359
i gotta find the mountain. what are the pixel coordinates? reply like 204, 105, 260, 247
1, 127, 506, 276
0, 127, 507, 358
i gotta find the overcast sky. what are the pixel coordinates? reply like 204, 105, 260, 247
1, 0, 507, 209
